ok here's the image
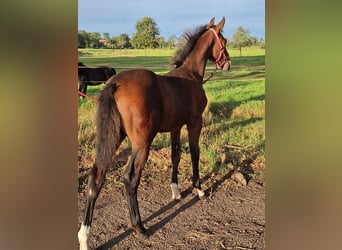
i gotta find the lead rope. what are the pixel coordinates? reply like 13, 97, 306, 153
202, 71, 215, 84
78, 90, 98, 103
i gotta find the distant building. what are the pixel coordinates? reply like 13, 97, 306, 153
99, 39, 107, 46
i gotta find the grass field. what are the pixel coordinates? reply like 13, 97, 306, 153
78, 47, 265, 178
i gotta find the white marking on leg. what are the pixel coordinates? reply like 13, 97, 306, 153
78, 223, 90, 250
170, 183, 181, 200
197, 189, 205, 198
88, 189, 93, 196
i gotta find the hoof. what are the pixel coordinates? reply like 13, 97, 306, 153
132, 224, 147, 235
132, 225, 148, 239
197, 189, 206, 199
170, 183, 181, 200
199, 194, 207, 200
172, 194, 182, 200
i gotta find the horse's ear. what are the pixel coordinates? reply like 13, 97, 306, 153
207, 17, 215, 28
216, 17, 225, 31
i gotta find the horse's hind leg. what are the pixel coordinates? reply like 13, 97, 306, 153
78, 132, 125, 250
78, 165, 106, 250
170, 128, 182, 200
187, 119, 205, 198
123, 144, 150, 235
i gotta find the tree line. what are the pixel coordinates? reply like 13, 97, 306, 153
78, 17, 265, 54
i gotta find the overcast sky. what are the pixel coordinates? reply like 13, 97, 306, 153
78, 0, 265, 40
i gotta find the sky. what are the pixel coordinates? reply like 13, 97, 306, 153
78, 0, 265, 40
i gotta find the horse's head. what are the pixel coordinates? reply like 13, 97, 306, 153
207, 17, 231, 71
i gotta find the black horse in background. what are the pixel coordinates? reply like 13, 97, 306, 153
78, 62, 116, 96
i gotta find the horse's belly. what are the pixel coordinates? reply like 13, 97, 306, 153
157, 116, 186, 132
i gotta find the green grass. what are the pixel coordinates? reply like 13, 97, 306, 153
200, 52, 265, 172
78, 47, 265, 175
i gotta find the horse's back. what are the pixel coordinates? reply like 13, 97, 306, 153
110, 68, 156, 87
107, 68, 207, 134
109, 69, 161, 100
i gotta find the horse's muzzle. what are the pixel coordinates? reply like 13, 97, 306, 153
223, 60, 231, 71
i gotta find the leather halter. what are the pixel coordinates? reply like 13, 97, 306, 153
208, 28, 227, 69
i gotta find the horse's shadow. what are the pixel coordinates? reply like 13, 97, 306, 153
95, 169, 235, 250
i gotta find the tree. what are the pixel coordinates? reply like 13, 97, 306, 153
258, 38, 265, 49
88, 32, 101, 48
116, 34, 131, 49
167, 35, 177, 49
110, 36, 118, 51
131, 17, 160, 49
231, 26, 253, 56
157, 36, 166, 48
78, 30, 89, 48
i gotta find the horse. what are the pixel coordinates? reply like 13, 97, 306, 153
78, 17, 231, 250
78, 62, 116, 96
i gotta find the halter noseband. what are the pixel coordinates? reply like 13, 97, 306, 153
208, 28, 227, 69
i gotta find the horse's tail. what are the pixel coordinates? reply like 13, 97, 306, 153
95, 82, 121, 168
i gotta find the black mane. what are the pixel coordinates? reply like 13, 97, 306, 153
170, 25, 207, 68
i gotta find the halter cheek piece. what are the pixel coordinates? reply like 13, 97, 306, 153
208, 28, 227, 69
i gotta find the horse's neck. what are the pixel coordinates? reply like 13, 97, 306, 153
181, 33, 212, 80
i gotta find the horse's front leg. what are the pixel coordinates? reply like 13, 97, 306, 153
123, 145, 149, 235
170, 128, 182, 200
187, 119, 205, 198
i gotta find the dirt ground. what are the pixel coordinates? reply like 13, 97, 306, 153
78, 147, 265, 250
